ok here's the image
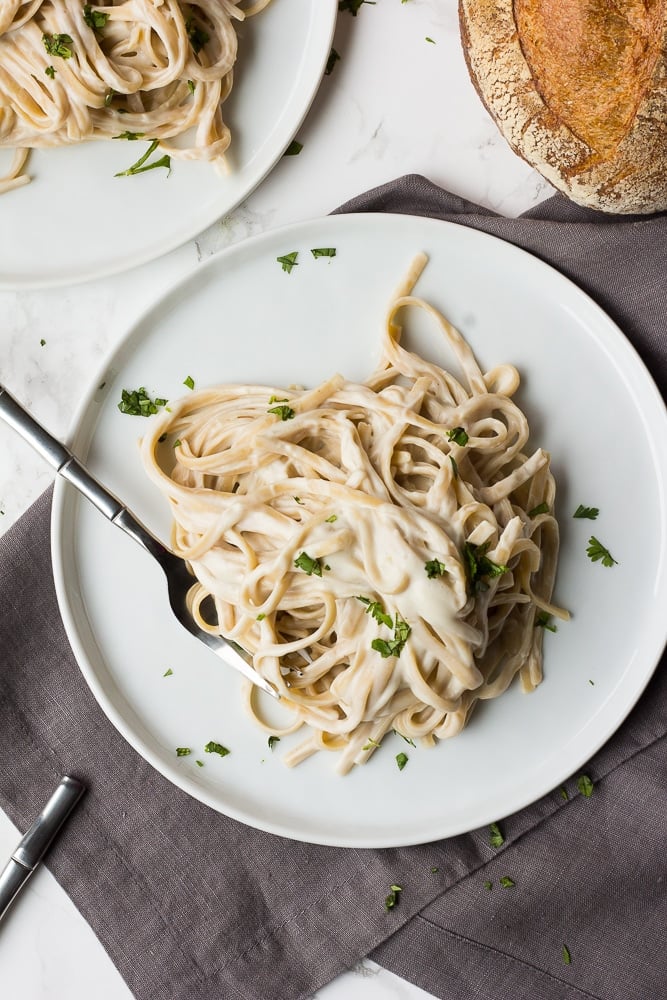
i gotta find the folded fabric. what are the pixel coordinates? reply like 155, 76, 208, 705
1, 178, 665, 1000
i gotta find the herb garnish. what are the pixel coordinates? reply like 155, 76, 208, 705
586, 536, 617, 567
42, 32, 73, 58
114, 131, 145, 140
425, 36, 435, 43
284, 139, 302, 156
325, 47, 340, 75
424, 559, 447, 579
325, 514, 338, 523
294, 551, 324, 576
559, 785, 569, 800
362, 738, 381, 750
463, 541, 509, 594
395, 752, 408, 771
483, 880, 492, 890
204, 740, 230, 758
535, 611, 557, 632
311, 247, 337, 258
117, 386, 167, 416
577, 774, 594, 798
562, 945, 572, 965
499, 876, 515, 888
371, 614, 411, 659
489, 822, 504, 848
45, 65, 56, 78
163, 668, 173, 677
183, 375, 195, 390
528, 501, 549, 517
447, 426, 468, 447
268, 735, 280, 750
450, 456, 459, 480
39, 338, 46, 346
357, 596, 393, 628
186, 16, 210, 53
176, 747, 191, 756
268, 403, 295, 420
384, 884, 402, 910
573, 504, 599, 520
115, 138, 171, 177
196, 759, 204, 767
393, 730, 416, 747
339, 0, 375, 13
83, 4, 109, 29
277, 251, 298, 273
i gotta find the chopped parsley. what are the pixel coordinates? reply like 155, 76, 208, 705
269, 395, 288, 404
499, 876, 515, 888
45, 65, 56, 78
115, 138, 171, 177
294, 551, 324, 576
371, 614, 411, 659
573, 504, 599, 520
463, 541, 509, 594
277, 251, 299, 273
117, 386, 167, 416
186, 16, 210, 53
357, 596, 393, 628
395, 752, 408, 771
483, 880, 492, 890
559, 785, 569, 800
450, 456, 459, 480
430, 867, 439, 873
268, 403, 295, 420
283, 139, 303, 156
577, 774, 594, 797
311, 247, 337, 258
393, 730, 416, 747
528, 501, 549, 517
256, 612, 266, 621
195, 759, 204, 767
163, 667, 173, 677
176, 747, 191, 757
424, 558, 447, 579
362, 738, 381, 751
489, 822, 504, 848
384, 884, 402, 910
204, 740, 230, 758
268, 735, 280, 750
83, 4, 109, 29
535, 611, 557, 632
325, 514, 338, 523
183, 375, 195, 390
114, 131, 145, 140
447, 426, 468, 446
586, 536, 617, 567
187, 79, 196, 94
325, 47, 340, 75
425, 36, 435, 43
42, 32, 73, 58
39, 338, 46, 346
562, 945, 572, 965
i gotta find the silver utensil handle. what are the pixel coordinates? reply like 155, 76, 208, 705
0, 385, 169, 562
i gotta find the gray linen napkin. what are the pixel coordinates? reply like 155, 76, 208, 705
1, 178, 665, 1000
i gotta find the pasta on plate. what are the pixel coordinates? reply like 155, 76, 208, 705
0, 0, 269, 193
141, 254, 569, 773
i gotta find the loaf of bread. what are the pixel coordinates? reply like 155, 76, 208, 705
459, 0, 667, 214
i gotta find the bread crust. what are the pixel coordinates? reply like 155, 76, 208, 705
459, 0, 667, 214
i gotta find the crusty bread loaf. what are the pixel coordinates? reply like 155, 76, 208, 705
459, 0, 667, 214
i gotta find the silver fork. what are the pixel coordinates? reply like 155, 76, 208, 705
0, 385, 280, 700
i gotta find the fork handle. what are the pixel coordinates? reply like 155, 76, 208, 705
0, 385, 169, 562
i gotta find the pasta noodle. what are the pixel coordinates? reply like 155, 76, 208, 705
0, 0, 270, 192
141, 254, 569, 773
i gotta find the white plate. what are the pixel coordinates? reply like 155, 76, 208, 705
0, 0, 336, 289
52, 213, 667, 847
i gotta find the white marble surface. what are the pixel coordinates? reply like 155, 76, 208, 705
0, 1, 554, 996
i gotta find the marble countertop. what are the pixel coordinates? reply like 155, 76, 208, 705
0, 1, 553, 996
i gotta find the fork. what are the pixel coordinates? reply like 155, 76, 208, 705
0, 384, 280, 700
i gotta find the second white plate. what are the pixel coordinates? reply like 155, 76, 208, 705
52, 212, 667, 847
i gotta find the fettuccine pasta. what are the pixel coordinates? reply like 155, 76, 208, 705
0, 0, 270, 192
141, 254, 568, 773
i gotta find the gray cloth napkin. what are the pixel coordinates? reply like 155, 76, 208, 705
1, 177, 665, 1000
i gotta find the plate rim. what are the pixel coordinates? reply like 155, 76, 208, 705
51, 211, 667, 846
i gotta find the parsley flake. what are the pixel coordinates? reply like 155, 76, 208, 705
424, 558, 447, 579
183, 375, 195, 390
447, 426, 468, 446
311, 247, 337, 258
393, 730, 416, 747
586, 536, 617, 567
577, 774, 594, 798
294, 551, 324, 576
499, 876, 515, 888
357, 596, 393, 628
325, 514, 338, 523
559, 785, 569, 800
185, 16, 210, 53
284, 139, 302, 156
277, 251, 299, 273
45, 65, 56, 78
268, 404, 295, 421
42, 32, 73, 58
83, 4, 109, 29
573, 504, 599, 520
204, 740, 230, 758
339, 0, 376, 13
117, 386, 167, 416
362, 738, 381, 751
528, 501, 549, 517
489, 822, 504, 848
535, 611, 557, 632
562, 944, 572, 965
176, 747, 191, 757
395, 752, 408, 771
163, 668, 173, 677
371, 614, 411, 659
463, 541, 509, 594
450, 456, 459, 479
483, 880, 493, 890
384, 884, 402, 910
268, 735, 280, 750
325, 47, 340, 75
195, 759, 204, 767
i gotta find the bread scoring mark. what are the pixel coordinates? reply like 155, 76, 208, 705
514, 0, 664, 162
